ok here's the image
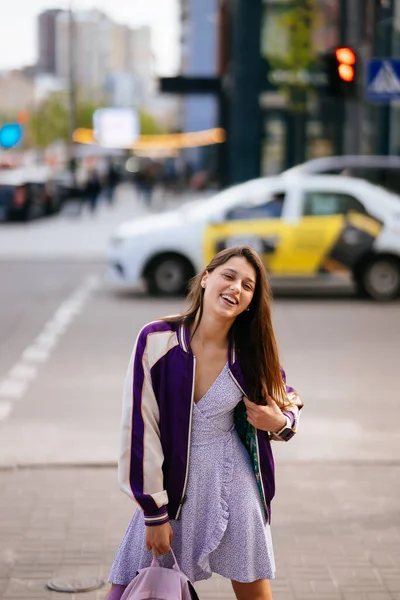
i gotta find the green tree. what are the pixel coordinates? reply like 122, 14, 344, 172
76, 100, 106, 129
27, 94, 69, 148
27, 92, 165, 149
138, 109, 165, 135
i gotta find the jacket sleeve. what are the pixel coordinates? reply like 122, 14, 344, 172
118, 327, 169, 526
269, 367, 303, 442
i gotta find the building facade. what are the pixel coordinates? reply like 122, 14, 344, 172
54, 10, 154, 107
37, 9, 64, 75
179, 0, 219, 170
260, 0, 343, 175
234, 0, 398, 178
0, 71, 36, 114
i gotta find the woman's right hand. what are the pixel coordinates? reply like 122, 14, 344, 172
145, 522, 173, 557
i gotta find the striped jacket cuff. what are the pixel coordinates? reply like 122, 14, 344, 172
269, 412, 296, 442
144, 506, 169, 527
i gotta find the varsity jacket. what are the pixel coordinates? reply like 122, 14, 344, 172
118, 319, 303, 527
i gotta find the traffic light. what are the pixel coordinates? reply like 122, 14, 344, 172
324, 47, 357, 97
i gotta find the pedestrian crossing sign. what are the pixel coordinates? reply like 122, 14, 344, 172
366, 59, 400, 102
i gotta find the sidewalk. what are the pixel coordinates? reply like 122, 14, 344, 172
0, 464, 399, 600
0, 185, 209, 261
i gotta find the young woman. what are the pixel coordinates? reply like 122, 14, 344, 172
106, 246, 303, 600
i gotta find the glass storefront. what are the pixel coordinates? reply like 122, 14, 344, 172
260, 0, 340, 174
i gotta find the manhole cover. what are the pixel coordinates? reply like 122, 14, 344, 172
47, 577, 104, 593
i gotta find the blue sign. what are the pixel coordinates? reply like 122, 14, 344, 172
366, 59, 400, 102
0, 123, 23, 149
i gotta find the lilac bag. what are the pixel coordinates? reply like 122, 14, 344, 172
120, 550, 200, 600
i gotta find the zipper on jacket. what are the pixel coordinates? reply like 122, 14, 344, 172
175, 355, 196, 520
228, 368, 270, 522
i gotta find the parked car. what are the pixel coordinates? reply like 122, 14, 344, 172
108, 174, 400, 301
283, 155, 400, 196
0, 167, 62, 222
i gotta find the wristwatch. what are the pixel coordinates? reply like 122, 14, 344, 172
274, 415, 293, 440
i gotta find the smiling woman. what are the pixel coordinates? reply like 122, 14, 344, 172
106, 246, 303, 600
173, 247, 293, 409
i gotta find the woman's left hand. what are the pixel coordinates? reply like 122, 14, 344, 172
243, 394, 287, 433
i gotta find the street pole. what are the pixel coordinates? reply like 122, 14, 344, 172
333, 0, 347, 156
228, 0, 263, 184
68, 2, 77, 186
375, 0, 395, 155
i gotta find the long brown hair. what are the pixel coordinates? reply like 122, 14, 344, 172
166, 246, 289, 409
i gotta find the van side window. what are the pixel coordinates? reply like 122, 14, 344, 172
303, 192, 367, 216
226, 193, 286, 220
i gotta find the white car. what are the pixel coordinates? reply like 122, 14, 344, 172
108, 174, 400, 301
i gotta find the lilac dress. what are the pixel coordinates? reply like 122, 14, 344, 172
109, 364, 275, 584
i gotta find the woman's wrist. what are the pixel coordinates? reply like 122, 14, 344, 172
273, 413, 288, 433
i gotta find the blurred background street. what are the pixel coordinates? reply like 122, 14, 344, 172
1, 0, 400, 598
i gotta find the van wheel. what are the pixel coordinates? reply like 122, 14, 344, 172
355, 257, 400, 301
146, 255, 194, 296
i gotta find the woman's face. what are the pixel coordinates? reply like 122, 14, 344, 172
201, 256, 256, 319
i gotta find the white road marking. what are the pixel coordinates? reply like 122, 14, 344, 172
21, 346, 51, 364
9, 364, 38, 381
34, 334, 58, 350
0, 380, 28, 399
0, 275, 100, 422
0, 403, 12, 420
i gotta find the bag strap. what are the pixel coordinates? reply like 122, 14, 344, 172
188, 581, 200, 599
151, 549, 180, 572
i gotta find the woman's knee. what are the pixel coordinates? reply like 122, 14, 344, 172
231, 578, 273, 600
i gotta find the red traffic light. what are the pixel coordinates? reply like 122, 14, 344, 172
323, 47, 357, 96
338, 64, 355, 82
335, 47, 356, 82
335, 47, 356, 66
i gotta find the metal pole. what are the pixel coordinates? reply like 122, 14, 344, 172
334, 0, 347, 155
375, 0, 395, 155
340, 0, 348, 45
228, 0, 263, 184
68, 2, 77, 186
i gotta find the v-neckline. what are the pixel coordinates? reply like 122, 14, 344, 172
194, 362, 228, 405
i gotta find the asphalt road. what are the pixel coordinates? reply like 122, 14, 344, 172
0, 259, 399, 468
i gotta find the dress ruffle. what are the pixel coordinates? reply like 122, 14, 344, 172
197, 433, 233, 575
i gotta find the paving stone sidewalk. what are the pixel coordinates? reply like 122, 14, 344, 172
0, 464, 399, 600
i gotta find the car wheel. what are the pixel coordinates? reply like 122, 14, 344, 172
147, 255, 193, 296
356, 257, 400, 301
22, 202, 35, 222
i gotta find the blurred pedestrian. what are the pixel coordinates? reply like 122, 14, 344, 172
105, 162, 119, 206
135, 164, 154, 207
105, 246, 303, 600
85, 169, 101, 214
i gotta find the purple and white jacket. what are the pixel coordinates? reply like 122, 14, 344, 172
118, 319, 303, 527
